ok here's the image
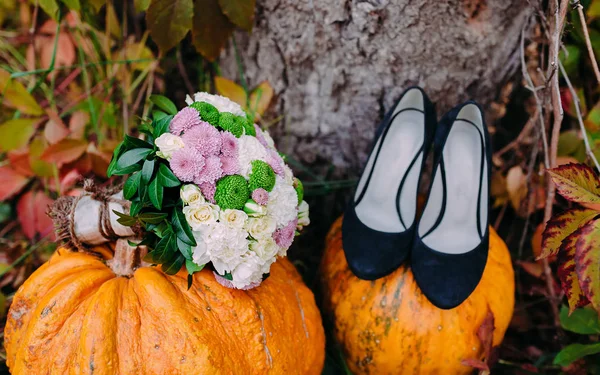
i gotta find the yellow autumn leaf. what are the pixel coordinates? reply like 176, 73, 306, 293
0, 69, 43, 115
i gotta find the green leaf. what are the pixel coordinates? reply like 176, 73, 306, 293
141, 159, 156, 185
124, 135, 153, 149
60, 0, 80, 10
116, 148, 153, 170
0, 119, 38, 152
162, 254, 185, 275
148, 177, 163, 209
560, 305, 600, 334
178, 237, 192, 260
154, 232, 177, 262
123, 172, 141, 200
186, 259, 204, 273
134, 0, 151, 12
146, 0, 193, 53
172, 207, 196, 246
218, 0, 255, 31
107, 141, 125, 177
153, 110, 168, 121
559, 45, 581, 77
157, 163, 180, 187
574, 217, 600, 310
137, 212, 168, 224
187, 274, 193, 289
558, 130, 582, 156
554, 343, 600, 366
0, 69, 43, 115
39, 0, 59, 19
548, 164, 600, 205
192, 0, 235, 61
588, 0, 600, 19
149, 95, 178, 115
130, 201, 143, 216
113, 210, 138, 226
153, 114, 174, 138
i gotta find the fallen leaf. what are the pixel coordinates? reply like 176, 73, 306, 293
248, 81, 274, 118
0, 118, 38, 152
41, 138, 88, 165
16, 190, 55, 240
531, 223, 544, 260
215, 76, 247, 107
506, 166, 527, 212
462, 309, 495, 373
574, 217, 600, 310
0, 166, 29, 201
540, 208, 598, 259
548, 163, 600, 205
69, 111, 89, 139
29, 136, 55, 177
7, 149, 34, 177
43, 110, 69, 144
0, 68, 44, 115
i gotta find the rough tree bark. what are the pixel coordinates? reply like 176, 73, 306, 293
221, 0, 532, 175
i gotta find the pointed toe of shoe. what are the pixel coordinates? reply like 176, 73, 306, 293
342, 208, 412, 280
411, 238, 488, 309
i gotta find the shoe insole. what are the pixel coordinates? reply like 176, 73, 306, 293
418, 104, 488, 254
355, 89, 425, 233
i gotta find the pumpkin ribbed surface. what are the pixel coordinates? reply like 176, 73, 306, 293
320, 217, 515, 375
5, 247, 325, 374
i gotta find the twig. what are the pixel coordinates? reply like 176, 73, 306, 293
494, 108, 538, 158
176, 46, 195, 94
575, 2, 600, 84
559, 61, 600, 172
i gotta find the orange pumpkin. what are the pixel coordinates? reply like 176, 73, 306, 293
5, 241, 325, 374
320, 217, 515, 375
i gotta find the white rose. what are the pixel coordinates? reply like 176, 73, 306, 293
155, 133, 184, 159
183, 203, 219, 230
192, 228, 211, 266
250, 237, 279, 267
180, 184, 205, 206
220, 209, 248, 228
185, 92, 245, 117
246, 216, 276, 240
297, 200, 310, 229
230, 254, 264, 288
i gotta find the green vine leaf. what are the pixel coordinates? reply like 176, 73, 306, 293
39, 0, 60, 19
574, 217, 600, 310
192, 0, 235, 61
218, 0, 255, 31
60, 0, 80, 10
548, 163, 600, 205
146, 0, 193, 53
554, 343, 600, 366
540, 208, 599, 259
559, 305, 600, 334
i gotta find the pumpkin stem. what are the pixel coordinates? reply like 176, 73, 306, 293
107, 239, 148, 276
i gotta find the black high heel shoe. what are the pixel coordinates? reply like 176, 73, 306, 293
342, 87, 437, 280
411, 101, 491, 309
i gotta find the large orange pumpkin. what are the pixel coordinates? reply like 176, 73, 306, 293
5, 241, 325, 374
320, 217, 515, 375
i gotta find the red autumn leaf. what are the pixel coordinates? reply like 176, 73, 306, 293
41, 138, 88, 165
540, 208, 599, 259
16, 190, 55, 240
558, 228, 590, 312
7, 149, 34, 177
548, 163, 600, 205
44, 118, 69, 144
0, 166, 29, 201
462, 309, 495, 373
574, 217, 600, 310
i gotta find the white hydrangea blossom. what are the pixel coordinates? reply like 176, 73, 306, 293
237, 135, 269, 177
192, 228, 211, 266
229, 253, 264, 288
185, 92, 245, 117
206, 223, 250, 274
267, 178, 299, 227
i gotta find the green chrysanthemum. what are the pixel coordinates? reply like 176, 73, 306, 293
190, 101, 220, 126
249, 160, 276, 192
214, 175, 250, 210
293, 177, 304, 205
237, 116, 255, 136
218, 112, 244, 137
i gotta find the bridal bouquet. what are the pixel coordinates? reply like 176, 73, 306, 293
107, 92, 309, 289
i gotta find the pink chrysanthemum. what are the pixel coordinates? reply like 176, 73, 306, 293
220, 156, 239, 176
182, 121, 222, 156
251, 188, 269, 206
170, 107, 202, 135
170, 148, 205, 182
199, 182, 216, 203
254, 124, 269, 148
195, 155, 223, 185
267, 150, 285, 176
273, 218, 297, 250
220, 131, 238, 157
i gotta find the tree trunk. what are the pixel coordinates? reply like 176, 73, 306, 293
221, 0, 531, 174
